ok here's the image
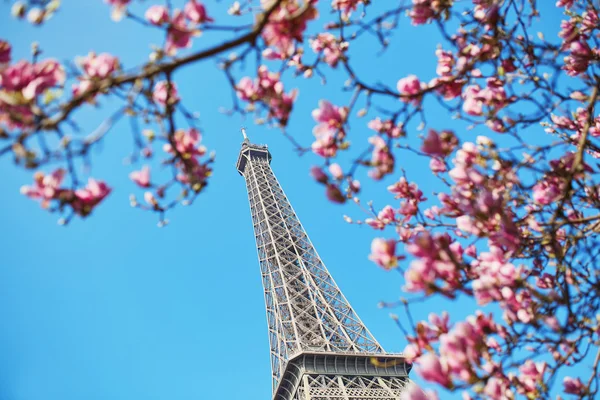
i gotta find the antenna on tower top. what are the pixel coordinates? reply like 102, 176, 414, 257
241, 127, 248, 140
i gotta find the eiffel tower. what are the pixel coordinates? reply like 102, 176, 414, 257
236, 131, 410, 399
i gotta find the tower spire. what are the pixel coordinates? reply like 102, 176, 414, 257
241, 127, 248, 140
237, 140, 410, 399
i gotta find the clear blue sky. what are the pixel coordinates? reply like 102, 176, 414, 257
0, 2, 571, 400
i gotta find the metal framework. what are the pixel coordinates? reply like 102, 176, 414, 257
237, 138, 410, 399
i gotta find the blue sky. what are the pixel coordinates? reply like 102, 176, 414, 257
0, 1, 575, 400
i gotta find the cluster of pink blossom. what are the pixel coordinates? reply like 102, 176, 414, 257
409, 0, 451, 26
387, 177, 427, 223
533, 152, 593, 206
142, 1, 213, 56
311, 100, 348, 158
237, 66, 298, 126
72, 52, 120, 97
0, 51, 65, 129
21, 169, 111, 217
405, 312, 513, 398
368, 238, 402, 270
428, 49, 465, 100
260, 0, 318, 59
397, 75, 426, 104
548, 107, 600, 142
104, 0, 131, 21
152, 80, 180, 107
129, 127, 212, 212
402, 232, 463, 294
462, 78, 510, 120
368, 118, 404, 138
310, 33, 348, 67
331, 0, 366, 17
368, 136, 395, 180
164, 128, 211, 187
558, 7, 599, 76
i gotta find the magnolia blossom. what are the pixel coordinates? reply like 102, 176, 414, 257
332, 0, 364, 16
72, 179, 111, 216
129, 166, 151, 188
79, 52, 119, 79
563, 376, 584, 395
421, 129, 458, 157
153, 81, 180, 106
0, 58, 65, 128
368, 118, 404, 138
261, 0, 318, 57
166, 10, 199, 55
184, 0, 213, 24
145, 5, 169, 25
563, 40, 594, 76
237, 66, 298, 126
368, 136, 395, 180
104, 0, 131, 21
397, 75, 425, 103
310, 33, 347, 67
312, 100, 347, 136
400, 382, 438, 400
163, 128, 207, 158
417, 353, 451, 387
20, 169, 67, 208
368, 238, 400, 269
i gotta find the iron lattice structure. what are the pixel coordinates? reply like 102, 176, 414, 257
237, 139, 410, 400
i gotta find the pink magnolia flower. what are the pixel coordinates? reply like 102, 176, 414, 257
518, 360, 546, 394
261, 0, 318, 57
400, 383, 438, 400
430, 158, 446, 173
368, 238, 400, 269
556, 0, 575, 8
1, 59, 65, 101
163, 128, 206, 158
72, 178, 111, 216
368, 136, 395, 180
129, 166, 151, 188
462, 84, 483, 116
397, 75, 425, 103
368, 117, 404, 138
145, 5, 169, 25
166, 10, 199, 55
409, 0, 435, 25
313, 100, 347, 128
332, 0, 364, 16
366, 205, 396, 230
532, 177, 562, 205
563, 376, 584, 395
184, 0, 213, 24
144, 191, 158, 206
104, 0, 131, 21
421, 129, 458, 157
417, 353, 451, 387
153, 81, 180, 106
311, 33, 347, 67
0, 40, 10, 68
236, 66, 298, 126
80, 52, 119, 79
20, 169, 67, 208
310, 166, 328, 184
328, 163, 343, 180
563, 40, 594, 76
312, 130, 339, 158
